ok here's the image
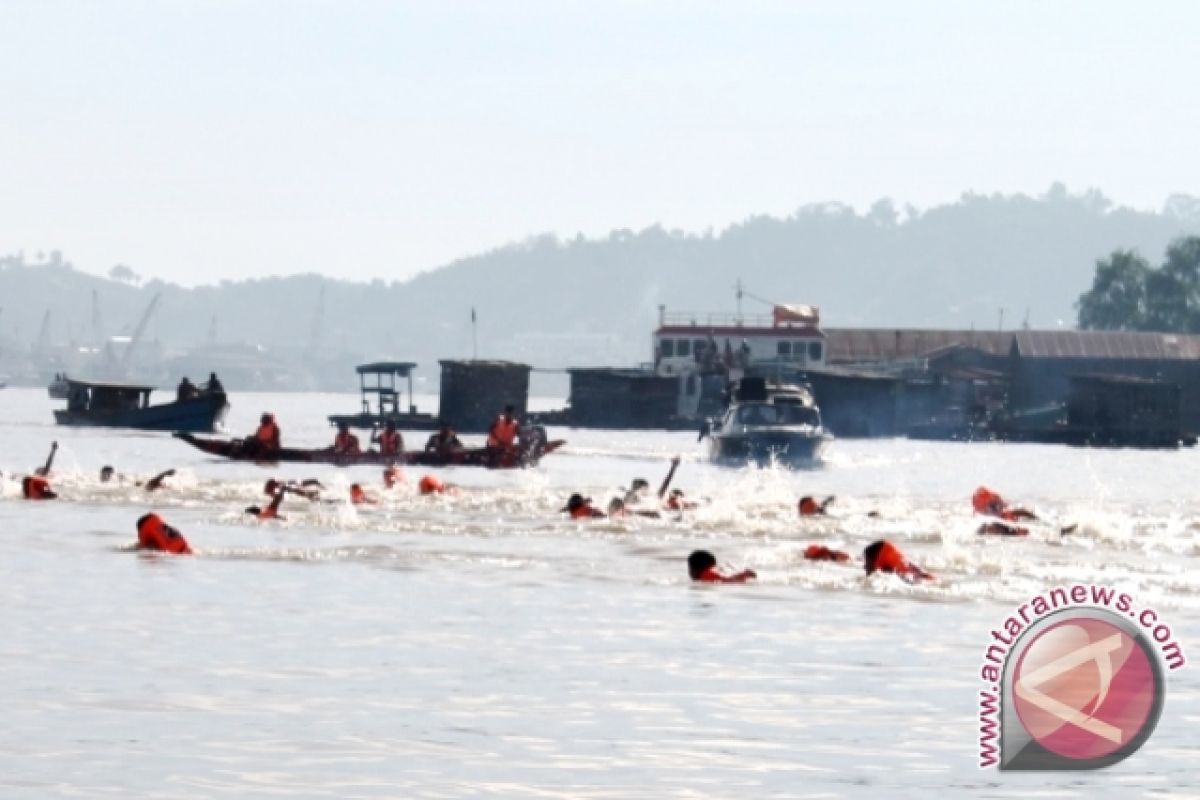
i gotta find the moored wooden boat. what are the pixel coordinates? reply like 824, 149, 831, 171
54, 379, 228, 432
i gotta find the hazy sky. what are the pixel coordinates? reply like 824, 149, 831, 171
3, 1, 1198, 285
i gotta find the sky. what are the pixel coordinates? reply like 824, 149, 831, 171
2, 1, 1198, 286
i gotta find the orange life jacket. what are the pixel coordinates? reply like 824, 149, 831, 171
350, 484, 375, 505
570, 503, 601, 519
804, 544, 850, 562
799, 497, 821, 516
22, 476, 54, 500
865, 541, 932, 580
419, 475, 445, 495
487, 417, 519, 448
696, 566, 756, 583
972, 486, 1004, 516
137, 514, 192, 554
334, 431, 360, 454
257, 505, 279, 520
255, 421, 280, 447
379, 430, 402, 455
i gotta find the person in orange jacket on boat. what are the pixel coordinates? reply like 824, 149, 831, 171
251, 413, 282, 455
863, 540, 934, 582
332, 422, 361, 456
486, 405, 520, 454
136, 513, 191, 554
372, 421, 403, 458
687, 550, 757, 583
972, 486, 1037, 522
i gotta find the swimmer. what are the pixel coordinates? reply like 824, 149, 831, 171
246, 487, 287, 520
863, 540, 934, 582
977, 521, 1029, 536
263, 478, 322, 501
350, 483, 378, 505
803, 544, 851, 562
798, 495, 835, 516
606, 497, 661, 518
135, 513, 192, 554
665, 488, 700, 511
383, 465, 404, 489
21, 475, 57, 500
687, 550, 757, 583
418, 475, 459, 496
562, 493, 605, 519
144, 469, 176, 491
972, 486, 1038, 522
625, 456, 683, 507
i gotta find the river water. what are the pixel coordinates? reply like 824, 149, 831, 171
1, 387, 1196, 798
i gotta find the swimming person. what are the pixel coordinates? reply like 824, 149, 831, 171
977, 521, 1029, 536
22, 476, 57, 500
562, 493, 605, 519
135, 513, 192, 554
803, 544, 851, 562
246, 487, 287, 520
862, 540, 934, 582
798, 495, 835, 516
350, 483, 378, 505
383, 466, 404, 488
687, 550, 757, 583
972, 486, 1038, 521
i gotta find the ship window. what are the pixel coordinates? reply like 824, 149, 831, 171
677, 339, 691, 357
808, 341, 823, 361
777, 341, 791, 356
660, 339, 674, 358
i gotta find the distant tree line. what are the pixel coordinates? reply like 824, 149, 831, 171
1076, 236, 1200, 332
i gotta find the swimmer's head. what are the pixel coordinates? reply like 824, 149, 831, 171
687, 550, 717, 581
264, 478, 280, 494
607, 497, 625, 514
629, 478, 649, 493
562, 493, 588, 513
100, 465, 115, 482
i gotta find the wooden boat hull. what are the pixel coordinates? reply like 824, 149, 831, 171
55, 393, 229, 433
326, 412, 439, 431
174, 432, 564, 468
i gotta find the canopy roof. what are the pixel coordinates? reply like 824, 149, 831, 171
356, 362, 417, 376
65, 378, 155, 392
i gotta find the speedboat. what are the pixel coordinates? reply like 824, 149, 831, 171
702, 378, 831, 467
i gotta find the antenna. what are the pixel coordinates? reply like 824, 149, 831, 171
207, 315, 217, 345
1022, 307, 1030, 330
736, 279, 743, 322
91, 290, 104, 348
998, 308, 1005, 334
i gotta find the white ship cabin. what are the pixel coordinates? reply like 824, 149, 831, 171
653, 305, 826, 419
653, 305, 826, 378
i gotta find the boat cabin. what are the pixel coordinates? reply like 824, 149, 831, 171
652, 304, 827, 418
355, 362, 418, 416
65, 379, 155, 413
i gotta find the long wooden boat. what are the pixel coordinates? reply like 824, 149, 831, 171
55, 379, 228, 432
174, 431, 564, 468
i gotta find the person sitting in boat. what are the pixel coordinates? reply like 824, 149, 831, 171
372, 421, 403, 458
250, 413, 282, 455
562, 493, 605, 519
332, 423, 361, 456
972, 486, 1038, 522
246, 487, 287, 520
205, 372, 224, 394
176, 376, 198, 402
687, 550, 756, 583
383, 465, 404, 489
22, 475, 57, 500
486, 405, 520, 455
424, 421, 463, 457
798, 495, 835, 517
863, 540, 934, 582
135, 513, 191, 555
350, 483, 378, 505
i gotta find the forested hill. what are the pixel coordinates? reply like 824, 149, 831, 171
4, 187, 1200, 367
